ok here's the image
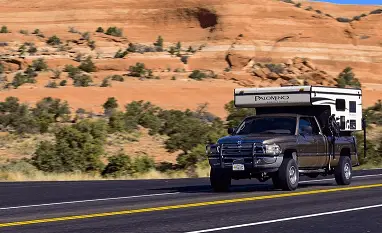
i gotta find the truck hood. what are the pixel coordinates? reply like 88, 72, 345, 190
217, 134, 295, 144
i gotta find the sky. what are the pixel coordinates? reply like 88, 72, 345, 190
311, 0, 382, 5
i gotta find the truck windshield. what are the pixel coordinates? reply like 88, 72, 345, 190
235, 117, 297, 135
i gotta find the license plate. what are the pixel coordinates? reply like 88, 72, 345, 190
232, 164, 245, 171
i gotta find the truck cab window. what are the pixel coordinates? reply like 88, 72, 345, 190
299, 117, 313, 135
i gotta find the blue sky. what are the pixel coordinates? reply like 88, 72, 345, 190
311, 0, 382, 5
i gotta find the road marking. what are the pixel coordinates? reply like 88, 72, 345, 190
0, 183, 381, 228
185, 203, 382, 233
1, 173, 381, 211
0, 192, 180, 210
299, 173, 382, 184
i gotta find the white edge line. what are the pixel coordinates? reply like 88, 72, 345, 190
0, 192, 180, 210
185, 204, 382, 233
299, 173, 382, 184
1, 173, 381, 211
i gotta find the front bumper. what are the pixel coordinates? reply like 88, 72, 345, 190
208, 155, 284, 173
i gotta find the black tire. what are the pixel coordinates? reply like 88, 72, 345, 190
334, 156, 352, 185
277, 158, 299, 191
210, 168, 231, 192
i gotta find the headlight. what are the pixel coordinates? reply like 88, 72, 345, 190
264, 144, 281, 156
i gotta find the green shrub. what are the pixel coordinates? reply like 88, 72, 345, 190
96, 27, 104, 33
189, 70, 207, 80
88, 40, 96, 50
132, 155, 155, 174
336, 17, 352, 23
73, 74, 93, 87
32, 29, 40, 34
100, 78, 111, 87
68, 27, 78, 33
105, 27, 123, 37
127, 43, 137, 53
305, 6, 313, 11
265, 63, 284, 74
107, 111, 126, 133
0, 26, 8, 33
78, 57, 96, 72
370, 9, 382, 15
32, 119, 107, 173
187, 46, 196, 53
110, 75, 124, 82
295, 3, 301, 8
19, 29, 29, 35
103, 97, 119, 116
180, 56, 189, 64
51, 69, 62, 79
353, 16, 361, 21
11, 72, 36, 88
336, 67, 361, 88
127, 62, 153, 78
114, 49, 128, 58
47, 35, 62, 45
176, 144, 206, 169
0, 63, 4, 74
27, 44, 38, 54
315, 10, 322, 14
31, 58, 48, 71
153, 36, 164, 48
59, 80, 67, 86
81, 32, 90, 41
45, 81, 58, 88
102, 152, 133, 177
64, 65, 82, 79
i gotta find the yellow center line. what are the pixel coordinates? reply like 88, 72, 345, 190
1, 183, 382, 228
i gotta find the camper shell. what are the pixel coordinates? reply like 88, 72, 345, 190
207, 85, 364, 192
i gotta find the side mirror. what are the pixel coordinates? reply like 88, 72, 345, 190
227, 127, 236, 135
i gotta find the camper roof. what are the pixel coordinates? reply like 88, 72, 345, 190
234, 85, 362, 108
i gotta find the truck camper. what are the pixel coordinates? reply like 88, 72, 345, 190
206, 86, 365, 191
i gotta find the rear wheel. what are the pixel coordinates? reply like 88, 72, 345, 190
210, 168, 231, 192
276, 158, 299, 191
334, 156, 352, 185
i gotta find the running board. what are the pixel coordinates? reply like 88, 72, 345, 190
299, 169, 326, 174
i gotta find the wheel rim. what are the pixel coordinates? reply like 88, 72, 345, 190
289, 166, 297, 185
344, 162, 351, 179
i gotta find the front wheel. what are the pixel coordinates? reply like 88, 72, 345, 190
334, 156, 352, 185
210, 168, 231, 192
275, 157, 299, 191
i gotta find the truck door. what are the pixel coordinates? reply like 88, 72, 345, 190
297, 117, 319, 168
309, 116, 327, 167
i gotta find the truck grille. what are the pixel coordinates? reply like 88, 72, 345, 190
221, 143, 254, 157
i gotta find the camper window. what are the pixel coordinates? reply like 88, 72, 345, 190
336, 99, 346, 111
349, 101, 356, 113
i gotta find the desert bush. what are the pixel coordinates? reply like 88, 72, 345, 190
72, 74, 93, 87
265, 63, 284, 74
31, 58, 48, 71
45, 81, 58, 88
105, 27, 123, 37
78, 57, 96, 72
127, 62, 153, 78
187, 46, 196, 53
27, 44, 38, 54
153, 36, 164, 49
336, 67, 361, 88
0, 63, 4, 74
336, 17, 352, 23
0, 26, 8, 33
19, 29, 28, 35
64, 65, 82, 78
132, 155, 155, 174
180, 56, 189, 64
11, 72, 36, 88
295, 3, 301, 8
168, 46, 176, 55
114, 49, 128, 58
51, 69, 62, 79
305, 6, 313, 11
102, 152, 133, 177
32, 119, 107, 173
370, 9, 382, 15
32, 29, 40, 34
47, 35, 62, 46
110, 75, 124, 82
68, 27, 79, 33
88, 40, 96, 50
176, 144, 206, 169
189, 70, 207, 80
96, 27, 104, 33
103, 97, 118, 116
100, 78, 111, 87
353, 16, 361, 21
59, 80, 67, 86
81, 32, 90, 41
127, 43, 137, 53
315, 10, 322, 14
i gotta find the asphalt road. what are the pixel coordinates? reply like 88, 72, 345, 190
0, 169, 382, 233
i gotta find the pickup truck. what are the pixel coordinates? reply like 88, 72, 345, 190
206, 113, 359, 191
